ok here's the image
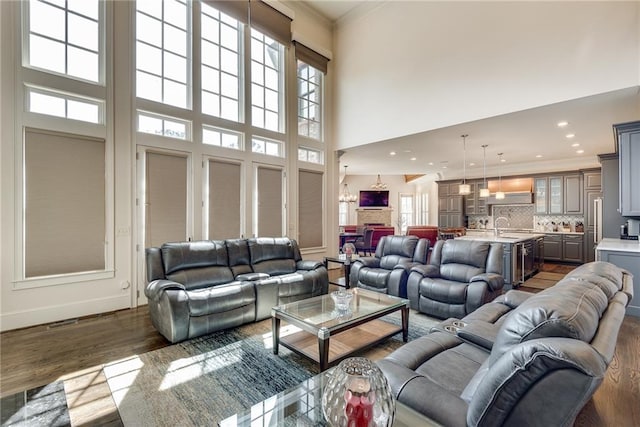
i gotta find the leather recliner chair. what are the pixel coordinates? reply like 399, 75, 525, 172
349, 235, 430, 298
407, 239, 504, 319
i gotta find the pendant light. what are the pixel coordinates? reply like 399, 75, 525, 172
495, 152, 505, 200
479, 144, 490, 197
339, 165, 358, 203
371, 174, 388, 190
458, 134, 471, 195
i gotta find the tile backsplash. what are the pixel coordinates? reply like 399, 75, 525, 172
468, 205, 584, 232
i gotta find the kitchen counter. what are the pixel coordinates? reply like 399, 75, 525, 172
596, 238, 640, 253
458, 231, 546, 244
467, 229, 583, 236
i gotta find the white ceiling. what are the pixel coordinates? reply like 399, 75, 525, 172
303, 1, 640, 181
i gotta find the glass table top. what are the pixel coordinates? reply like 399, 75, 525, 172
272, 288, 409, 332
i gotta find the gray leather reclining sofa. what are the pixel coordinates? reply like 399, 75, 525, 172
146, 237, 328, 343
378, 261, 633, 426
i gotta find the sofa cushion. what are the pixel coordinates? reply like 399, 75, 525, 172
378, 235, 418, 269
490, 280, 609, 364
225, 239, 253, 277
438, 240, 490, 282
563, 261, 624, 300
186, 281, 255, 317
161, 241, 234, 290
248, 238, 297, 275
419, 278, 469, 304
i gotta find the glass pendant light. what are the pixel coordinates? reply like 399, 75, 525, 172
458, 134, 471, 195
495, 152, 505, 200
479, 144, 490, 197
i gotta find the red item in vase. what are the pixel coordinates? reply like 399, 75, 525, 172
345, 390, 373, 427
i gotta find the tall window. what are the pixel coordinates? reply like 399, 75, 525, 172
297, 63, 322, 140
136, 0, 190, 108
399, 194, 414, 233
201, 3, 242, 121
416, 193, 429, 225
25, 0, 102, 83
251, 30, 284, 132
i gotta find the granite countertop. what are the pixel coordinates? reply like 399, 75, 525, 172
467, 228, 584, 235
457, 231, 546, 244
596, 238, 640, 253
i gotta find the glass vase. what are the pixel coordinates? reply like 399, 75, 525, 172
322, 357, 395, 427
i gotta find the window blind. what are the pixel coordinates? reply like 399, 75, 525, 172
294, 41, 329, 74
298, 169, 323, 248
209, 160, 242, 239
145, 152, 188, 248
24, 128, 106, 277
257, 166, 283, 237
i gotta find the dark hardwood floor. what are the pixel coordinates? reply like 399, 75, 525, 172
1, 264, 638, 426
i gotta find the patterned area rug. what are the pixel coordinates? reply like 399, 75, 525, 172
103, 312, 438, 426
0, 381, 70, 427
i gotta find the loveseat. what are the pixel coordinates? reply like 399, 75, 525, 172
145, 237, 328, 343
378, 261, 633, 426
407, 239, 504, 319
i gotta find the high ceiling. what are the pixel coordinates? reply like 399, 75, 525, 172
302, 1, 640, 180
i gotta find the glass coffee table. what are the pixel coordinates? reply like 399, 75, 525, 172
271, 288, 409, 371
218, 369, 441, 427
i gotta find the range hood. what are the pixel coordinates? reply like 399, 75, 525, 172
486, 178, 534, 205
487, 192, 534, 205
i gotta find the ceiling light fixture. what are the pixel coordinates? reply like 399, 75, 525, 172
338, 165, 358, 203
458, 134, 471, 195
557, 121, 569, 127
479, 144, 490, 198
371, 174, 388, 190
496, 152, 505, 200
566, 133, 575, 139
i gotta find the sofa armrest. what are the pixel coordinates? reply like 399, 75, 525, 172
296, 260, 323, 271
470, 272, 504, 291
393, 260, 419, 273
410, 264, 440, 278
500, 289, 534, 309
353, 256, 380, 268
457, 321, 500, 350
145, 279, 186, 302
236, 272, 270, 281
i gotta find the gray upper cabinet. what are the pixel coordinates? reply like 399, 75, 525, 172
616, 121, 640, 217
563, 174, 583, 215
438, 182, 465, 228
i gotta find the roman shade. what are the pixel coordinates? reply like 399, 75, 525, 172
298, 169, 323, 248
257, 166, 283, 237
294, 41, 330, 74
209, 159, 242, 239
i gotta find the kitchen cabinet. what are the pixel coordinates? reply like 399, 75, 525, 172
544, 234, 563, 261
465, 181, 488, 215
438, 182, 464, 228
544, 233, 584, 263
534, 236, 544, 272
501, 243, 513, 287
563, 174, 583, 214
535, 174, 581, 215
615, 121, 640, 216
563, 234, 584, 263
583, 169, 601, 263
598, 153, 626, 239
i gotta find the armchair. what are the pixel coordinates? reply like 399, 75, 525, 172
350, 235, 430, 298
407, 239, 504, 319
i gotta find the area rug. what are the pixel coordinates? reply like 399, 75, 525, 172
0, 381, 70, 427
103, 312, 438, 426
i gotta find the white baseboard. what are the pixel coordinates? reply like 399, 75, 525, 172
0, 294, 132, 332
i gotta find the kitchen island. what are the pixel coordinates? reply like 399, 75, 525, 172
595, 238, 640, 317
456, 231, 546, 288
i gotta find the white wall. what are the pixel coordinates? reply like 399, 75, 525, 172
334, 1, 640, 149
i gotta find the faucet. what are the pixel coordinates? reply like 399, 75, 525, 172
494, 217, 510, 236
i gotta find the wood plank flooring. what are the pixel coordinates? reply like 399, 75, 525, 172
1, 263, 638, 426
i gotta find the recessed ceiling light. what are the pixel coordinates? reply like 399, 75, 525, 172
469, 162, 475, 166
410, 157, 417, 161
565, 133, 575, 139
389, 151, 396, 156
500, 158, 506, 163
536, 154, 543, 158
442, 166, 448, 169
557, 121, 569, 127
571, 143, 580, 147
403, 150, 412, 153
576, 149, 584, 154
428, 162, 434, 166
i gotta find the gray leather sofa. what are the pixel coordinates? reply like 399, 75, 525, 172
378, 261, 633, 427
407, 239, 504, 319
145, 237, 328, 343
349, 235, 430, 298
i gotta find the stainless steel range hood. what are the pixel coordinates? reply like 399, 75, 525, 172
487, 192, 534, 205
487, 178, 534, 205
